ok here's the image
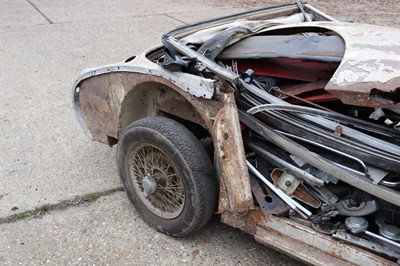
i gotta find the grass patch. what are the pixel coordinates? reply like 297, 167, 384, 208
67, 187, 124, 206
1, 205, 49, 223
0, 187, 124, 224
68, 192, 103, 206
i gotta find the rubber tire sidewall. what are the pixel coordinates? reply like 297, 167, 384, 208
117, 117, 217, 237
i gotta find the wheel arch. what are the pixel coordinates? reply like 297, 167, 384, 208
118, 79, 214, 140
76, 70, 222, 146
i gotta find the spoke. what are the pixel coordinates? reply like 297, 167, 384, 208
164, 173, 180, 185
159, 188, 184, 200
129, 144, 185, 218
139, 151, 148, 168
132, 166, 144, 178
158, 186, 184, 193
161, 195, 181, 209
158, 186, 184, 191
133, 152, 146, 171
171, 179, 182, 188
157, 190, 178, 205
151, 146, 156, 168
155, 151, 164, 167
161, 190, 183, 206
157, 193, 179, 209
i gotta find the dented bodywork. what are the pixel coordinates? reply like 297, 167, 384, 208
72, 2, 400, 265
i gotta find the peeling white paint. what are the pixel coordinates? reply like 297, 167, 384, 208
265, 22, 400, 87
327, 24, 400, 85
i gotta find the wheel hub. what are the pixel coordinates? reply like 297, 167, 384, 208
129, 144, 186, 219
142, 174, 157, 198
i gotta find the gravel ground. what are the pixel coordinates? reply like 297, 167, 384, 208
210, 0, 400, 28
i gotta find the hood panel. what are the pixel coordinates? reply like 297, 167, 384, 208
316, 22, 400, 108
236, 21, 400, 108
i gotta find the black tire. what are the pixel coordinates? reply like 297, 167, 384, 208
117, 117, 217, 237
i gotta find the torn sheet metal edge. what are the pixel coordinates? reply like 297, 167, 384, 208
72, 52, 215, 99
257, 22, 400, 108
72, 51, 215, 137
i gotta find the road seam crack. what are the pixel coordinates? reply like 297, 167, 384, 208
163, 13, 187, 25
26, 0, 54, 24
0, 187, 124, 224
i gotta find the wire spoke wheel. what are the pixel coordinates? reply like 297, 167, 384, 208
118, 117, 217, 237
129, 144, 185, 219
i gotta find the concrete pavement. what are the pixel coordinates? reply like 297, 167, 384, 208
0, 0, 298, 264
0, 192, 294, 265
4, 0, 398, 264
0, 0, 244, 219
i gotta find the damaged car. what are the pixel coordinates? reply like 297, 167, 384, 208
72, 2, 400, 265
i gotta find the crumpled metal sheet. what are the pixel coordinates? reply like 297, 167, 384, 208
264, 22, 400, 108
181, 13, 312, 45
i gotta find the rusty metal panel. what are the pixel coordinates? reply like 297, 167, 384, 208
212, 93, 254, 213
217, 179, 230, 214
255, 216, 395, 266
249, 173, 290, 216
78, 72, 222, 144
220, 208, 395, 265
79, 74, 122, 143
220, 209, 264, 236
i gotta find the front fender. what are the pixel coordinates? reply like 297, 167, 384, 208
71, 50, 216, 143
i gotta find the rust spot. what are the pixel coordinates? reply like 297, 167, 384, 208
212, 93, 253, 213
270, 169, 320, 208
250, 173, 290, 216
369, 87, 400, 104
333, 125, 342, 137
326, 67, 400, 109
221, 209, 265, 235
79, 72, 224, 144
